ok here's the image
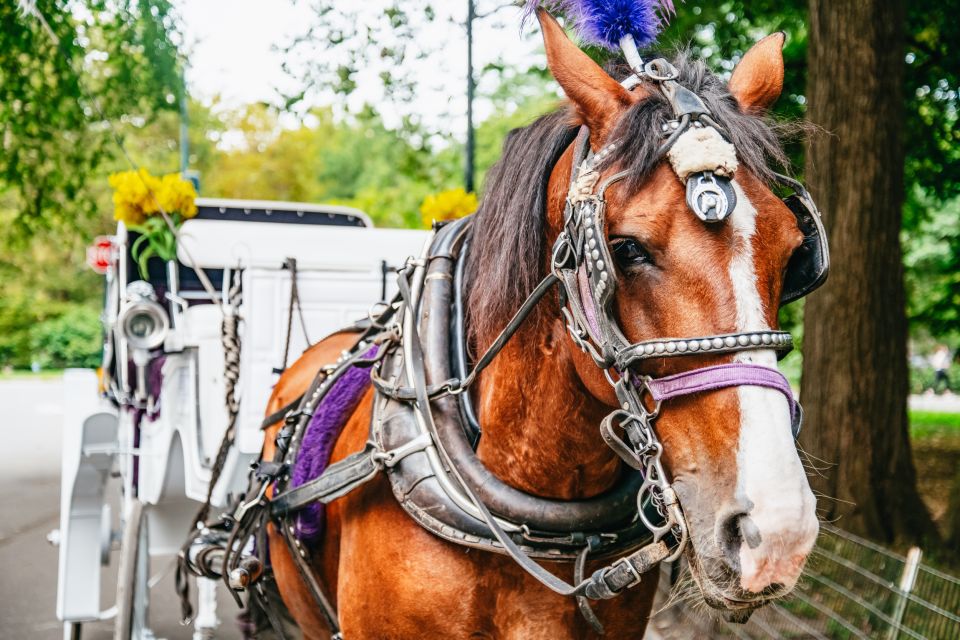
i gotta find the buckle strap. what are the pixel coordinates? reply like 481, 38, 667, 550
580, 541, 669, 600
270, 446, 380, 518
254, 461, 287, 482
269, 434, 432, 518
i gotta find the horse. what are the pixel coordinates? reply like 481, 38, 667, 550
258, 12, 820, 639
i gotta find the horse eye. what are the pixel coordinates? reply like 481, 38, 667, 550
611, 238, 652, 269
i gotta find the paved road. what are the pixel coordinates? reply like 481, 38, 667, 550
0, 378, 241, 640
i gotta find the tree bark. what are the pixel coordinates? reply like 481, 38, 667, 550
800, 0, 939, 545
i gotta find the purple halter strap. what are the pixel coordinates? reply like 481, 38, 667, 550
643, 363, 799, 433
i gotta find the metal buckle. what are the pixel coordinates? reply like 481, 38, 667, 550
644, 59, 679, 82
609, 557, 643, 589
371, 433, 432, 468
634, 376, 663, 420
233, 481, 270, 523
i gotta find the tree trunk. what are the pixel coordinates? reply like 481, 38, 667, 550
800, 0, 938, 545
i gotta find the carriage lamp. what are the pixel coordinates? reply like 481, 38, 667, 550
120, 298, 169, 351
120, 282, 170, 402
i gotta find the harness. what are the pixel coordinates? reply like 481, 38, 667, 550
179, 58, 830, 637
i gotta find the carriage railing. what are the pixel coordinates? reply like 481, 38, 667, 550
648, 523, 960, 640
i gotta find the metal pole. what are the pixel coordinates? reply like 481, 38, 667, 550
179, 70, 189, 176
887, 546, 922, 640
465, 0, 476, 193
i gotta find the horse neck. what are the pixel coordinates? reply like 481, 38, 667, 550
473, 318, 622, 500
470, 140, 620, 499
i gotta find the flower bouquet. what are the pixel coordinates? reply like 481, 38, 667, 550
419, 187, 479, 228
108, 169, 198, 278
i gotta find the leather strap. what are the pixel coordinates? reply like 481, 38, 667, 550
644, 363, 797, 424
259, 395, 304, 430
278, 521, 341, 635
270, 446, 381, 518
581, 542, 669, 600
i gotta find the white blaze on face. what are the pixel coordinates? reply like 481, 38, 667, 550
726, 182, 818, 593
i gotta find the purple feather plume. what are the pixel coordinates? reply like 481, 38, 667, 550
525, 0, 675, 51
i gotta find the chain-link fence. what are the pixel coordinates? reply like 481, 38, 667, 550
647, 524, 960, 639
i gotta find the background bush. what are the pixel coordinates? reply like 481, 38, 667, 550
28, 305, 102, 369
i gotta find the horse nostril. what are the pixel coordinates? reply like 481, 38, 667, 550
716, 510, 746, 564
716, 509, 762, 567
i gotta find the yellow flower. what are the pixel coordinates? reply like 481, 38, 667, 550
156, 173, 198, 219
420, 188, 479, 228
108, 169, 197, 225
108, 169, 159, 226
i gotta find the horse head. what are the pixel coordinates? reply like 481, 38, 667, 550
536, 11, 819, 613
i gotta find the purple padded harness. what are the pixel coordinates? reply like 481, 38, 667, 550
290, 346, 378, 542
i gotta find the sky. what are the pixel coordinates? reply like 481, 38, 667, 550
177, 1, 545, 136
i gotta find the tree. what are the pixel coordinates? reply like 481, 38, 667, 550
799, 0, 939, 545
0, 0, 184, 232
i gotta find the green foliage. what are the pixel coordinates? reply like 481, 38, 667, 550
909, 361, 960, 395
0, 0, 184, 232
0, 209, 105, 368
198, 104, 458, 228
30, 304, 102, 369
281, 1, 436, 109
904, 192, 960, 338
904, 0, 960, 206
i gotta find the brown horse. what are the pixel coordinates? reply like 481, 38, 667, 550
261, 13, 818, 639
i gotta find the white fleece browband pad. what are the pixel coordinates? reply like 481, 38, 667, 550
667, 126, 739, 182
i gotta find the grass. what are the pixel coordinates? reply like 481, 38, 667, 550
910, 410, 960, 439
0, 369, 65, 381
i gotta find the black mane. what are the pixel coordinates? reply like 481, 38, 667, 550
465, 52, 789, 350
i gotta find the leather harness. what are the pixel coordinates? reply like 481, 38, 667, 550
180, 58, 830, 638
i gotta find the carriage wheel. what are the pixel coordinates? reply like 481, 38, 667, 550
114, 499, 150, 640
65, 621, 82, 640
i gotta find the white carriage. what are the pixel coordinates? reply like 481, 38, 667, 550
55, 198, 428, 639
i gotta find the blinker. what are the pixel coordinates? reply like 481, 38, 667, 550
791, 404, 804, 439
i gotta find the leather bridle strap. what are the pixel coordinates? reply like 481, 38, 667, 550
259, 394, 304, 431
616, 331, 793, 367
643, 363, 798, 426
371, 271, 561, 401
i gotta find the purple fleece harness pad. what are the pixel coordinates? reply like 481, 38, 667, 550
290, 347, 377, 542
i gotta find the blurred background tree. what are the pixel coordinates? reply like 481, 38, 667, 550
1, 0, 184, 232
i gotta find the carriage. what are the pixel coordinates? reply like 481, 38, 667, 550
54, 197, 427, 639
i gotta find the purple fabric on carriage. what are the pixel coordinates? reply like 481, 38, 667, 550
290, 346, 378, 542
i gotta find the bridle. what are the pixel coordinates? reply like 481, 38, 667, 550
551, 59, 828, 560
545, 57, 828, 562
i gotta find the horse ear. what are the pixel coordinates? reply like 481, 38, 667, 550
537, 9, 635, 141
728, 32, 786, 112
